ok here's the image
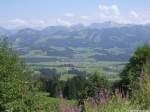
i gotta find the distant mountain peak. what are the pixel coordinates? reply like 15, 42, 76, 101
88, 21, 126, 29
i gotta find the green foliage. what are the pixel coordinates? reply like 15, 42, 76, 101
36, 92, 78, 112
39, 75, 66, 98
63, 76, 87, 99
120, 45, 150, 89
84, 94, 131, 112
132, 65, 150, 109
48, 77, 63, 97
119, 45, 150, 109
40, 72, 110, 105
83, 72, 109, 103
0, 39, 38, 112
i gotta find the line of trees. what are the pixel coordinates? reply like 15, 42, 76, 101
38, 72, 109, 103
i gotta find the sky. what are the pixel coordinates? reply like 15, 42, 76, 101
0, 0, 150, 28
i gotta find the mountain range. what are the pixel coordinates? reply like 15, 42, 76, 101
1, 22, 150, 61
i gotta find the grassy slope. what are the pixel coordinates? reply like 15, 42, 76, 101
37, 92, 77, 112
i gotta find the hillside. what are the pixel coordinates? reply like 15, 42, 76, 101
1, 22, 150, 62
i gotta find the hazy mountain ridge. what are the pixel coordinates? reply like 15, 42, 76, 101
0, 22, 150, 61
10, 23, 150, 48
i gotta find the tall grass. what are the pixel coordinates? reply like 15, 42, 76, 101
84, 93, 132, 112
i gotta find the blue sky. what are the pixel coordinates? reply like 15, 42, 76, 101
0, 0, 150, 28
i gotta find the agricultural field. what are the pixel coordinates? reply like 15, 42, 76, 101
21, 52, 127, 81
18, 46, 129, 81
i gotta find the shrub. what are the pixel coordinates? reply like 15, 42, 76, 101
84, 93, 131, 112
120, 45, 150, 90
85, 72, 110, 104
0, 39, 38, 111
132, 65, 150, 109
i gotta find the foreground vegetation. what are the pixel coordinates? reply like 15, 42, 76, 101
0, 39, 38, 111
0, 39, 150, 112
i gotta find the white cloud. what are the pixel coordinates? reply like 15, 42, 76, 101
8, 18, 27, 25
32, 20, 46, 27
98, 5, 120, 17
130, 11, 138, 18
64, 13, 75, 17
116, 12, 147, 24
6, 19, 49, 28
1, 9, 150, 28
57, 18, 72, 26
80, 16, 91, 20
7, 18, 28, 28
38, 20, 45, 25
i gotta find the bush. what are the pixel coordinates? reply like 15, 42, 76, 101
84, 94, 131, 112
85, 72, 110, 103
63, 76, 87, 99
120, 45, 150, 92
0, 39, 38, 112
132, 65, 150, 109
